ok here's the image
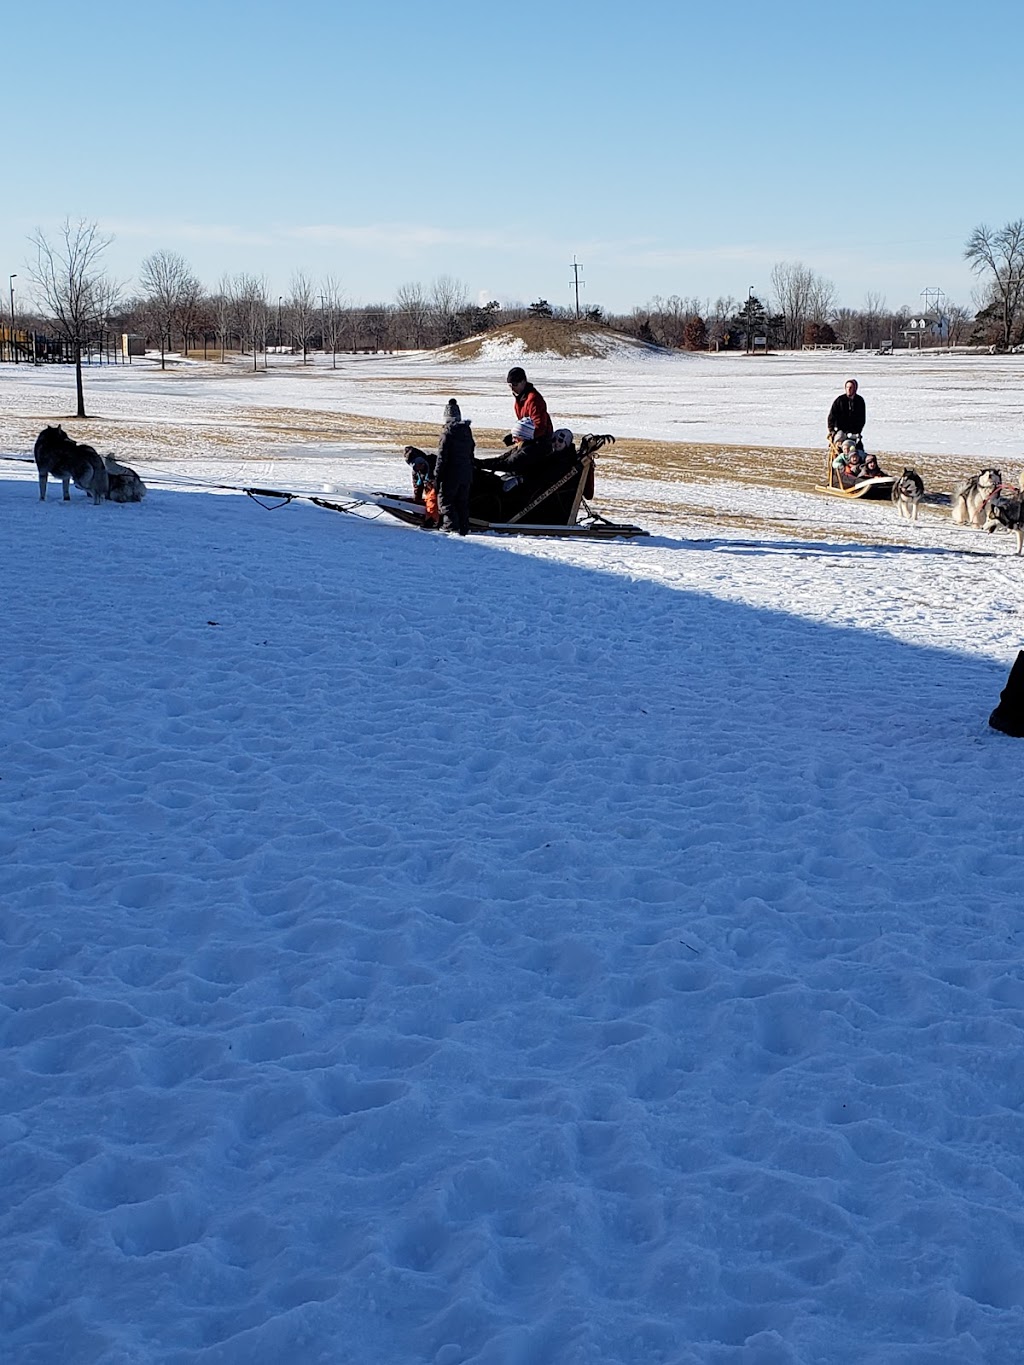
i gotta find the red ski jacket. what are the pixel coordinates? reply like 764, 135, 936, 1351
514, 384, 553, 445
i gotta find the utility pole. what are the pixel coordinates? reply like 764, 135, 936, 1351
569, 257, 584, 319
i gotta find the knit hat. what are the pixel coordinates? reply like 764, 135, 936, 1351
506, 367, 527, 385
511, 416, 535, 441
552, 428, 574, 452
443, 399, 461, 424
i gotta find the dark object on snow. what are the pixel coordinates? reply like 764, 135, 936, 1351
34, 424, 108, 504
989, 650, 1024, 737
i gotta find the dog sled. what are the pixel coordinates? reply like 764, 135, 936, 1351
814, 436, 896, 501
368, 435, 649, 539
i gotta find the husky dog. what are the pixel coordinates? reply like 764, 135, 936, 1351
102, 454, 146, 503
34, 425, 109, 505
983, 480, 1024, 554
892, 468, 924, 522
950, 467, 1002, 528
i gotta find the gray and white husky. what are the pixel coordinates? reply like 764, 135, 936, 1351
950, 467, 1002, 528
102, 453, 146, 503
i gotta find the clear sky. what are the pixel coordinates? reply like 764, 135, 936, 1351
5, 0, 1022, 316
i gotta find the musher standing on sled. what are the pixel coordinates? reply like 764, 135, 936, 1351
506, 367, 554, 456
827, 378, 866, 447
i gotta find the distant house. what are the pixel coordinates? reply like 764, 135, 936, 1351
901, 312, 948, 347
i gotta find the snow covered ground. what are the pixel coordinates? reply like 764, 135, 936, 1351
3, 350, 1024, 1363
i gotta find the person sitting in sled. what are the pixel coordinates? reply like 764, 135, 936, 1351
552, 428, 576, 458
859, 451, 887, 479
404, 446, 435, 503
434, 398, 475, 535
476, 416, 545, 491
506, 366, 554, 456
831, 438, 863, 483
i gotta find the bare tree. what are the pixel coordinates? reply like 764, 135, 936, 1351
945, 301, 972, 347
288, 271, 318, 363
770, 262, 813, 350
211, 276, 236, 361
320, 275, 345, 368
808, 275, 836, 327
29, 218, 121, 418
831, 308, 860, 349
139, 249, 200, 369
964, 220, 1024, 349
231, 274, 269, 371
861, 291, 887, 349
395, 281, 431, 348
706, 296, 737, 349
175, 269, 204, 357
430, 275, 468, 345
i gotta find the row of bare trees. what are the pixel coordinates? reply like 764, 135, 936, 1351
17, 216, 1024, 418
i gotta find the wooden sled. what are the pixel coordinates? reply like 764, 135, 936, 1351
368, 444, 649, 540
814, 438, 896, 501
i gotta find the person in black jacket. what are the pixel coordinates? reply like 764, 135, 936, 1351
827, 378, 866, 443
434, 398, 475, 534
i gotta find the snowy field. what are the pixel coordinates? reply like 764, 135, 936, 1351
3, 350, 1024, 1364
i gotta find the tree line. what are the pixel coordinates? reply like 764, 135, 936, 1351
12, 217, 1024, 417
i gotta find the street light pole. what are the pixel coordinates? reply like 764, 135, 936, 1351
9, 274, 16, 363
278, 296, 283, 351
747, 285, 754, 355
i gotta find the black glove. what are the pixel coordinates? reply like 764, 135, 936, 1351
502, 434, 514, 447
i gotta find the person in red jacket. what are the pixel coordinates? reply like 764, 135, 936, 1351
506, 367, 553, 455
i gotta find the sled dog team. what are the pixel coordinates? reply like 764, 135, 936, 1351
28, 378, 1024, 553
826, 376, 1023, 551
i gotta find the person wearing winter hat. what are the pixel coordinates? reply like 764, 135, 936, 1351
403, 445, 436, 504
475, 412, 545, 488
434, 397, 475, 534
506, 367, 553, 455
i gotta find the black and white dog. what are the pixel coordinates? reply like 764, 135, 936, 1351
983, 480, 1024, 555
34, 425, 108, 504
892, 468, 924, 522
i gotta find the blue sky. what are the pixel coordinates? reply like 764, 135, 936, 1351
5, 0, 1021, 315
